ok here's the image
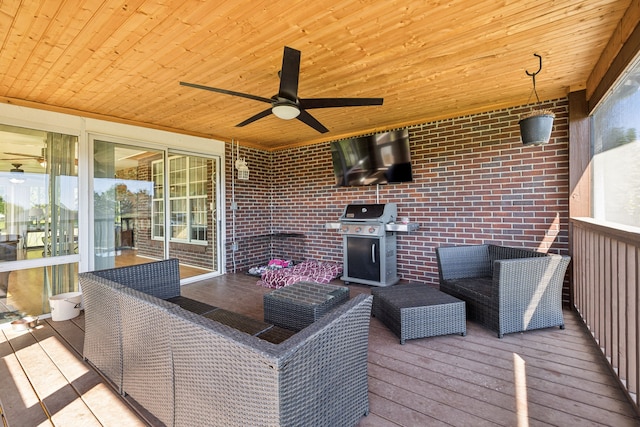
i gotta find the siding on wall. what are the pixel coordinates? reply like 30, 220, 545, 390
226, 98, 570, 287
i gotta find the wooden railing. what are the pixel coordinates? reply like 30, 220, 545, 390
571, 218, 640, 410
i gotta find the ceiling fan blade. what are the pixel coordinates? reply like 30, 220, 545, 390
235, 108, 273, 127
3, 152, 42, 159
297, 109, 328, 133
180, 81, 272, 104
278, 47, 301, 101
299, 97, 384, 109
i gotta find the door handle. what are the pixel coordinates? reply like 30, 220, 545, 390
371, 243, 376, 264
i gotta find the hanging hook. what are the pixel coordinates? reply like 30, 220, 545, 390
525, 53, 542, 77
525, 53, 543, 103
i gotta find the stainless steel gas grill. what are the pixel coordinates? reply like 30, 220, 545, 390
337, 203, 400, 287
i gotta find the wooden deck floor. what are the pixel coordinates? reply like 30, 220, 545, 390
1, 273, 638, 426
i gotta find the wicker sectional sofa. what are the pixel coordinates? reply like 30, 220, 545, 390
80, 259, 373, 427
435, 244, 570, 338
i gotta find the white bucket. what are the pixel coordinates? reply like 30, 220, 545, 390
49, 292, 82, 321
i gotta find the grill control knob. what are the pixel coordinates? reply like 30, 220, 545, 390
368, 227, 376, 234
341, 226, 349, 233
355, 227, 362, 233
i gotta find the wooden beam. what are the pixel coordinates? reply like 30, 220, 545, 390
568, 90, 591, 219
568, 89, 591, 307
587, 0, 640, 111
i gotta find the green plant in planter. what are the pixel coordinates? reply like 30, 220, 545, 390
519, 109, 555, 146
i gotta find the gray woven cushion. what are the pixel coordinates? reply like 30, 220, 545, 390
445, 277, 492, 300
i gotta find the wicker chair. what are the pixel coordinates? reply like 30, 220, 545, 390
170, 294, 372, 427
82, 258, 216, 424
436, 244, 570, 338
81, 259, 373, 427
90, 257, 182, 299
81, 274, 126, 393
82, 268, 181, 424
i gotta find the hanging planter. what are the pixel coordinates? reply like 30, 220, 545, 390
519, 109, 555, 146
519, 54, 554, 146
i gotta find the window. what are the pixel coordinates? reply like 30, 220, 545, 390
592, 53, 640, 228
152, 156, 208, 243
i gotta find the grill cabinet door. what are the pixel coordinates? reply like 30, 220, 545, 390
346, 236, 380, 282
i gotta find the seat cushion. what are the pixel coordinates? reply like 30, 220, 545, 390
440, 276, 493, 325
166, 295, 218, 315
443, 276, 492, 299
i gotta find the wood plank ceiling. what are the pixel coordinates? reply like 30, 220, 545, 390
0, 0, 633, 150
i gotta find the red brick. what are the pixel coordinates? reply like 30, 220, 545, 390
225, 98, 570, 289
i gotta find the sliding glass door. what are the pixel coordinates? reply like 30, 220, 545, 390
92, 139, 220, 279
152, 151, 221, 277
93, 140, 163, 270
0, 124, 79, 321
0, 105, 225, 321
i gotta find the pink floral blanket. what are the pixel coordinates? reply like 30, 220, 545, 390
257, 260, 343, 289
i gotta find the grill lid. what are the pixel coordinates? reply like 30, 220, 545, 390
339, 203, 397, 223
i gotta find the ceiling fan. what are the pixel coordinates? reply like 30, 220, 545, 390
2, 151, 46, 167
180, 46, 384, 133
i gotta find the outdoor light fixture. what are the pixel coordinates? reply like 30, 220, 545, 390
234, 140, 249, 180
272, 102, 300, 120
235, 158, 249, 180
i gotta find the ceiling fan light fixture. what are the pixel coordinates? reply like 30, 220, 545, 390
9, 163, 25, 184
272, 102, 300, 120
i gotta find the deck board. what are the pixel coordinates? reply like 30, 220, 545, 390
30, 321, 147, 427
0, 273, 638, 426
0, 329, 51, 426
3, 326, 100, 427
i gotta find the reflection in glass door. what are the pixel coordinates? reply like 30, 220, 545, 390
0, 124, 79, 321
158, 152, 219, 278
92, 140, 220, 279
93, 140, 164, 271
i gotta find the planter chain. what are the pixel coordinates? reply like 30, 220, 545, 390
525, 53, 542, 104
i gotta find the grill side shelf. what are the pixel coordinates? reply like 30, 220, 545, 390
324, 222, 419, 232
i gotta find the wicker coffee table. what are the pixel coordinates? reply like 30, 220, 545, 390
372, 283, 466, 344
264, 281, 350, 331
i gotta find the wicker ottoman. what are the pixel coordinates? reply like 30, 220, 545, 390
372, 283, 466, 344
264, 281, 350, 331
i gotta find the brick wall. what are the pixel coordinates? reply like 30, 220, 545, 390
226, 98, 570, 287
225, 144, 273, 272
